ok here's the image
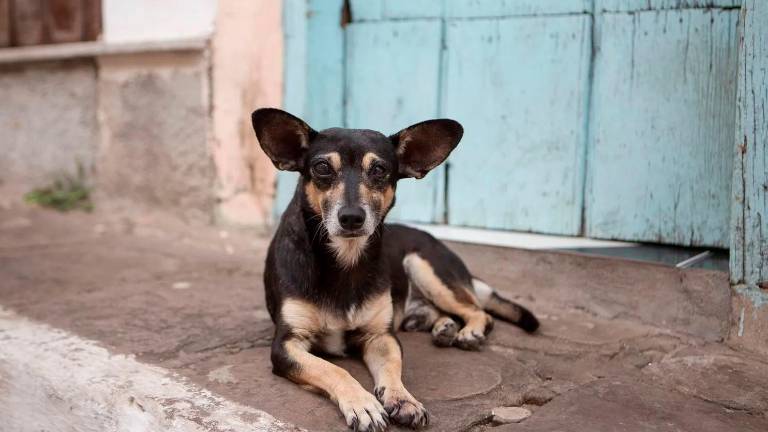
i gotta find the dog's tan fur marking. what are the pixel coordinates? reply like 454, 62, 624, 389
281, 294, 393, 348
281, 298, 322, 339
325, 152, 342, 171
328, 236, 368, 269
360, 152, 395, 213
402, 253, 492, 340
381, 186, 395, 211
359, 182, 395, 214
355, 292, 394, 334
304, 179, 345, 216
362, 152, 380, 171
303, 182, 323, 215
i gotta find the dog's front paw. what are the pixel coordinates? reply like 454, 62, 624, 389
374, 386, 429, 429
338, 386, 389, 432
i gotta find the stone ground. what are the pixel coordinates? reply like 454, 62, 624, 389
1, 203, 767, 431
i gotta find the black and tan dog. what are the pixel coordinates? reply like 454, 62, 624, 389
252, 108, 538, 431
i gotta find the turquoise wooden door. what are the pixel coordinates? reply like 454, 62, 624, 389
345, 18, 445, 223
585, 3, 739, 247
280, 0, 741, 248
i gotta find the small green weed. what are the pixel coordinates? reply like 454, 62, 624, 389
25, 170, 93, 212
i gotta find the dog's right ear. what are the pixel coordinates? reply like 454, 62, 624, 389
251, 108, 317, 171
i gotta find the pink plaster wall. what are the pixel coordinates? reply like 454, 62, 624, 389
211, 0, 282, 226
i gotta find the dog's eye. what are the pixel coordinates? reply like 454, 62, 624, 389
312, 161, 333, 177
369, 164, 387, 178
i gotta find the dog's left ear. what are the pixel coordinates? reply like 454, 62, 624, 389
390, 119, 463, 179
251, 108, 317, 171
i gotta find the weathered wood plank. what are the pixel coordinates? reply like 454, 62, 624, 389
586, 9, 739, 247
44, 0, 84, 44
597, 0, 741, 12
0, 0, 10, 47
383, 0, 444, 19
305, 0, 345, 129
346, 20, 444, 223
350, 0, 382, 21
275, 0, 346, 217
731, 0, 768, 287
81, 0, 101, 41
12, 0, 45, 46
445, 0, 591, 18
729, 0, 768, 357
443, 15, 592, 234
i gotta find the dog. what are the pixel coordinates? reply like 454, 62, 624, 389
251, 108, 539, 431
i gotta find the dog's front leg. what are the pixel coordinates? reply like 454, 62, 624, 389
272, 333, 389, 432
363, 332, 429, 429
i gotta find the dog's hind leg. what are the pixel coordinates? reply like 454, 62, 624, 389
400, 286, 440, 332
402, 253, 493, 350
401, 287, 459, 347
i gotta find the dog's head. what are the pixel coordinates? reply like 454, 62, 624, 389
252, 108, 462, 262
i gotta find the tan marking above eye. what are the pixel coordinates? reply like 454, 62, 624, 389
362, 152, 383, 172
325, 152, 342, 171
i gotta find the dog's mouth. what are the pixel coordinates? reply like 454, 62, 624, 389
336, 229, 368, 238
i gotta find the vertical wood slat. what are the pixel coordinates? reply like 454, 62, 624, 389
5, 0, 100, 47
0, 0, 10, 47
81, 0, 101, 41
731, 0, 768, 287
12, 0, 45, 46
45, 0, 83, 43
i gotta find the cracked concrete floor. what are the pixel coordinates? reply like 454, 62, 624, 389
1, 205, 767, 431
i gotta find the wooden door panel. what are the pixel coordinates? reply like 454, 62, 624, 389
586, 9, 739, 247
443, 15, 592, 234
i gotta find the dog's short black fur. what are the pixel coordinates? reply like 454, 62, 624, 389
252, 108, 538, 432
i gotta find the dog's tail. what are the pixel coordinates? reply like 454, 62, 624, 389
472, 278, 539, 333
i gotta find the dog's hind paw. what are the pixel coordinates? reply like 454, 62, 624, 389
338, 387, 389, 432
431, 317, 458, 347
374, 386, 429, 429
455, 327, 485, 351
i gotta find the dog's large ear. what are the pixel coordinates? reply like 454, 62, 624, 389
390, 119, 463, 179
251, 108, 317, 171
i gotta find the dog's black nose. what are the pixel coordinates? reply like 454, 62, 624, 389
338, 206, 366, 230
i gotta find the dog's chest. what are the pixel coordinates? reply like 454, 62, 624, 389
282, 293, 394, 355
316, 305, 381, 356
